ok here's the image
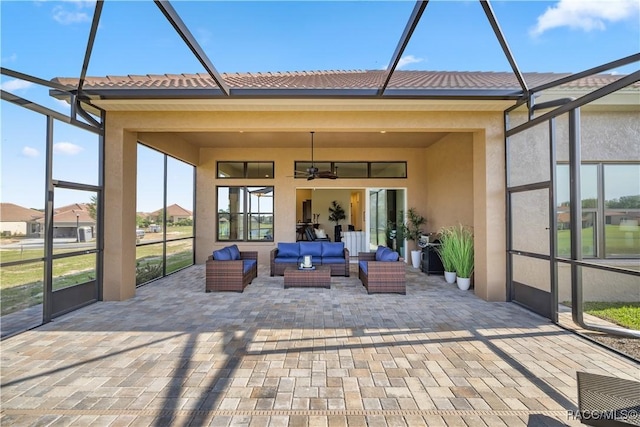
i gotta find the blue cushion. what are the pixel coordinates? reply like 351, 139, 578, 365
299, 242, 323, 257
375, 245, 387, 261
227, 244, 241, 260
379, 248, 399, 262
322, 257, 345, 264
358, 260, 368, 274
277, 242, 300, 258
274, 257, 299, 264
321, 242, 344, 257
243, 259, 257, 274
310, 256, 323, 265
213, 247, 232, 261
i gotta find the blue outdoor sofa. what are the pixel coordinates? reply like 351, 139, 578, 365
270, 241, 350, 277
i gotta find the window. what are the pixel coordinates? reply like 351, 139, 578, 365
136, 144, 195, 286
604, 164, 640, 258
218, 162, 274, 178
294, 161, 407, 178
217, 186, 274, 241
556, 162, 639, 259
371, 162, 407, 178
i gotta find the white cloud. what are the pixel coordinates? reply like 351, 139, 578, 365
1, 79, 33, 92
55, 98, 72, 110
51, 1, 96, 25
52, 6, 90, 24
531, 0, 640, 36
1, 53, 17, 64
396, 55, 424, 69
196, 28, 212, 47
53, 142, 83, 155
22, 146, 40, 158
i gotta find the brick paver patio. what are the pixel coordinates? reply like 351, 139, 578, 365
1, 263, 638, 426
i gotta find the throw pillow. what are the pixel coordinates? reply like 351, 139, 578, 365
379, 248, 399, 262
227, 244, 241, 260
375, 245, 387, 261
315, 228, 326, 239
213, 247, 232, 261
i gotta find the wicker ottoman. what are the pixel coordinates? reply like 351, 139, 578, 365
283, 265, 331, 289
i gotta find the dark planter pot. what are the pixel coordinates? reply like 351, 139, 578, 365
334, 225, 341, 243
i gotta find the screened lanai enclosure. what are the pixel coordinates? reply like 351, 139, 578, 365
1, 0, 638, 343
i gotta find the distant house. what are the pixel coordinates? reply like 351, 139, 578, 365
0, 203, 44, 237
35, 203, 96, 239
150, 204, 192, 223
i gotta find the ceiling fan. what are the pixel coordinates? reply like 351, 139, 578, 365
294, 131, 338, 180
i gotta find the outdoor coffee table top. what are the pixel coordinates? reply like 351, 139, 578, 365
283, 265, 331, 289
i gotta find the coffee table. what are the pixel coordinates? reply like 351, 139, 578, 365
283, 265, 331, 289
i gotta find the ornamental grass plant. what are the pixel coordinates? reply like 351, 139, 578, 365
438, 224, 474, 278
436, 227, 457, 273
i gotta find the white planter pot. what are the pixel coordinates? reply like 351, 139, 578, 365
444, 271, 457, 284
410, 250, 421, 269
457, 276, 471, 290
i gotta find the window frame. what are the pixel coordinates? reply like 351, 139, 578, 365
557, 161, 639, 260
293, 161, 407, 179
216, 185, 275, 242
217, 161, 275, 179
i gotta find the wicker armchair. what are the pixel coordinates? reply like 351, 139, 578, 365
358, 251, 406, 294
206, 251, 258, 292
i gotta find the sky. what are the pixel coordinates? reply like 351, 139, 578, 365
1, 0, 639, 212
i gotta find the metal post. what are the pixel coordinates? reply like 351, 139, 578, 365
76, 212, 80, 242
569, 108, 583, 326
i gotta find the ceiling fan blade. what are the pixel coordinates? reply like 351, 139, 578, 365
307, 175, 315, 181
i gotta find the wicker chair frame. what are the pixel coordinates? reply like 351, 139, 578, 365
206, 251, 258, 292
358, 252, 406, 294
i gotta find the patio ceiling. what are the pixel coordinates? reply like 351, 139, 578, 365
150, 131, 452, 149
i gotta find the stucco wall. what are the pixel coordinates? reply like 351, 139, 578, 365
425, 133, 474, 233
196, 145, 429, 267
509, 111, 640, 163
507, 110, 639, 302
557, 262, 640, 303
102, 108, 507, 302
0, 222, 27, 236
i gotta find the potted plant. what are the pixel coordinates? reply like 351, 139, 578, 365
328, 200, 346, 242
401, 208, 426, 269
450, 224, 474, 290
436, 226, 458, 284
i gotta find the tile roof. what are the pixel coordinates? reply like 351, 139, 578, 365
0, 203, 44, 222
53, 70, 634, 92
150, 204, 192, 217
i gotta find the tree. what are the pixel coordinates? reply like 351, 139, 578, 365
87, 195, 97, 220
328, 201, 346, 226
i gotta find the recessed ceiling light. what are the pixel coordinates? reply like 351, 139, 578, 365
380, 131, 386, 134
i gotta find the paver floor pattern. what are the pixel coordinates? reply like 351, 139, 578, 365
1, 263, 637, 426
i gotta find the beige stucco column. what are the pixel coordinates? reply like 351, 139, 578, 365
473, 127, 507, 301
196, 150, 216, 264
103, 122, 137, 301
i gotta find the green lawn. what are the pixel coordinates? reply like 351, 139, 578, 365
583, 302, 640, 330
557, 225, 639, 257
1, 238, 194, 316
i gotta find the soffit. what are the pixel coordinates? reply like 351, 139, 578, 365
141, 131, 452, 149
